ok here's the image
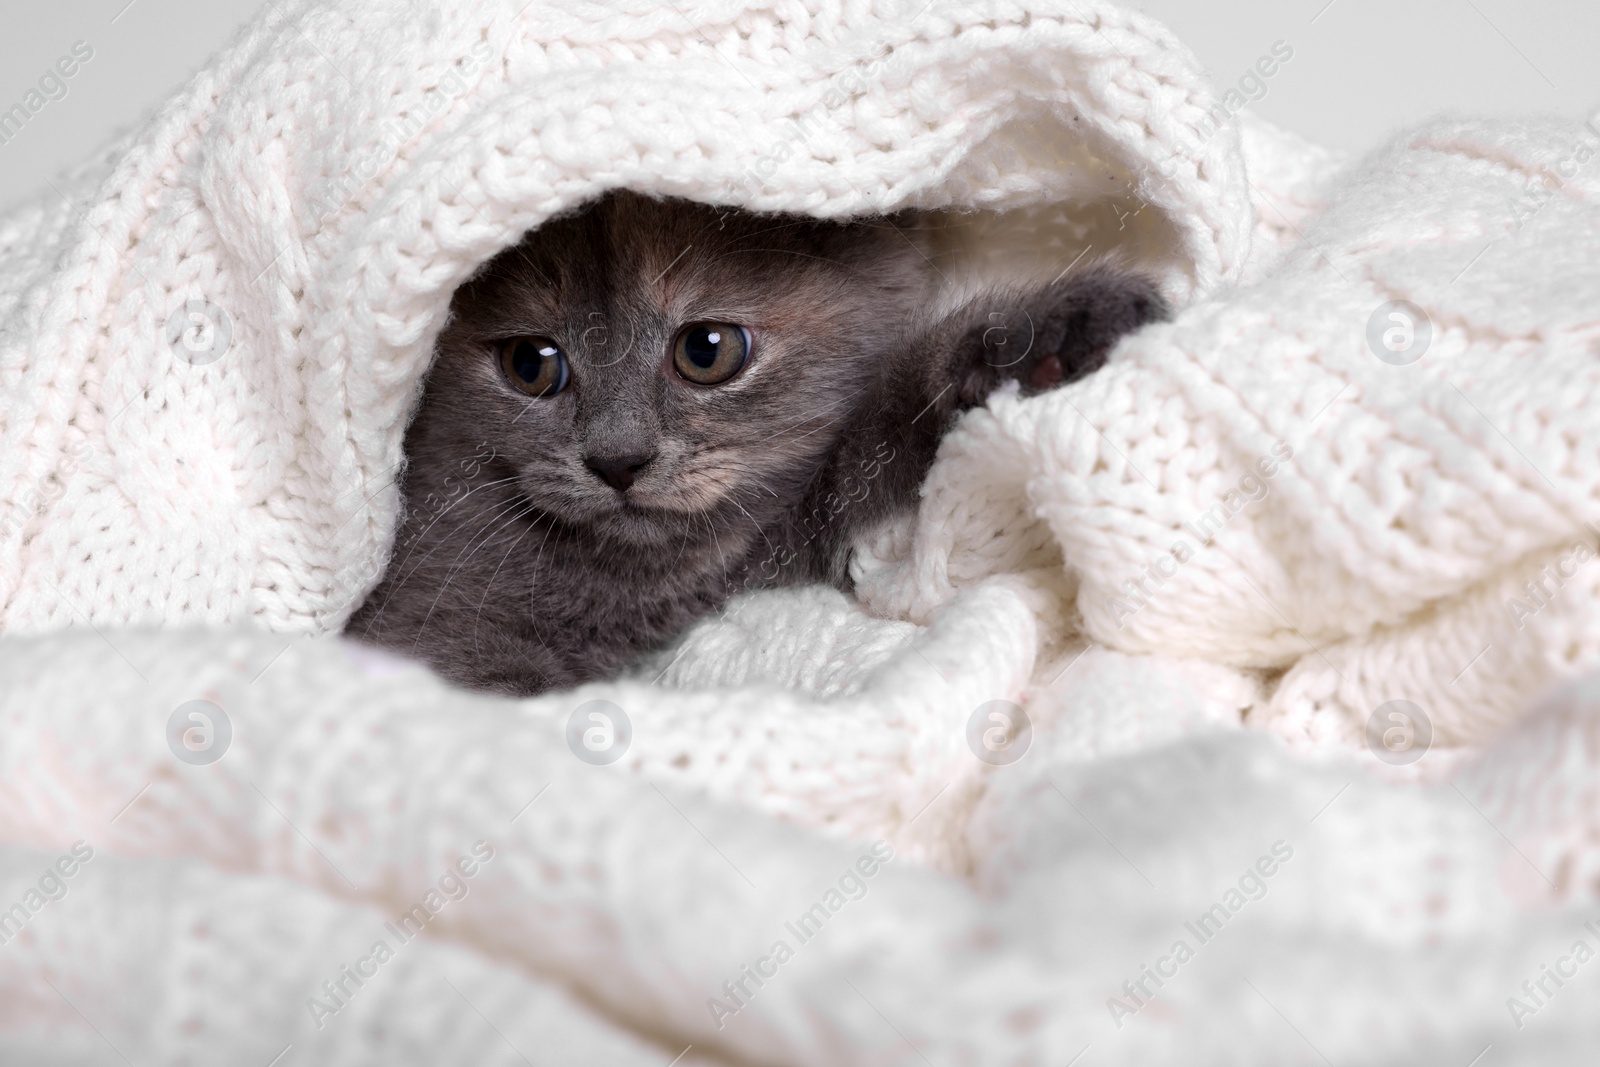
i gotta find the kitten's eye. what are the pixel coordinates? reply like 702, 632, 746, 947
672, 322, 750, 385
497, 336, 569, 397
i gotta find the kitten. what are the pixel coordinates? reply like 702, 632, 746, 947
347, 191, 1165, 695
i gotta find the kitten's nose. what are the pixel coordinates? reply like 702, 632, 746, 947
585, 451, 656, 492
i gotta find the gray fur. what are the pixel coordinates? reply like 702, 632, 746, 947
346, 191, 1165, 694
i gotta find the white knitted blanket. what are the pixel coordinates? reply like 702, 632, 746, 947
2, 0, 1599, 1062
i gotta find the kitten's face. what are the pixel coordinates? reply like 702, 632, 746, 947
423, 191, 934, 545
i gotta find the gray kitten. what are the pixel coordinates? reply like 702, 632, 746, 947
347, 191, 1164, 695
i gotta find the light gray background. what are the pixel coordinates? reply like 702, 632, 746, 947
3, 0, 1598, 213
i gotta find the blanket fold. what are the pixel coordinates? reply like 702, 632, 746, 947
3, 0, 1600, 1062
2, 623, 1598, 1063
857, 111, 1600, 754
0, 0, 1247, 636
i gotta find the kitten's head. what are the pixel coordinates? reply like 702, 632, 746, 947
420, 191, 935, 545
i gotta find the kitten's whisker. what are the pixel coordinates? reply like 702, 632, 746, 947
409, 498, 540, 655
390, 502, 534, 627
528, 522, 558, 646
384, 475, 523, 586
471, 515, 548, 657
749, 402, 850, 445
725, 496, 776, 558
430, 488, 544, 589
702, 511, 729, 585
360, 492, 521, 633
362, 477, 527, 631
785, 415, 843, 445
670, 511, 694, 570
378, 500, 524, 613
529, 510, 560, 592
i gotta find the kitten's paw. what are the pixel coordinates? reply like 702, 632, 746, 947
958, 269, 1167, 403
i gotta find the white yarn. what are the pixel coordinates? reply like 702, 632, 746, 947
0, 0, 1247, 636
1, 617, 1597, 1063
858, 109, 1600, 758
3, 0, 1600, 1061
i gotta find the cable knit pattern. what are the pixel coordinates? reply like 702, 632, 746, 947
858, 111, 1600, 758
2, 622, 1598, 1063
3, 0, 1600, 1061
0, 0, 1247, 636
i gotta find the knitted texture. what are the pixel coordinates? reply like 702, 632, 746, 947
857, 110, 1600, 759
1, 616, 1597, 1063
0, 0, 1248, 636
4, 0, 1600, 1060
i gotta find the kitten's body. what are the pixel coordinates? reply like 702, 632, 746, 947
348, 191, 1163, 694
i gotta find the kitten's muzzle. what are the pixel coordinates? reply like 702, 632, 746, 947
585, 450, 657, 492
